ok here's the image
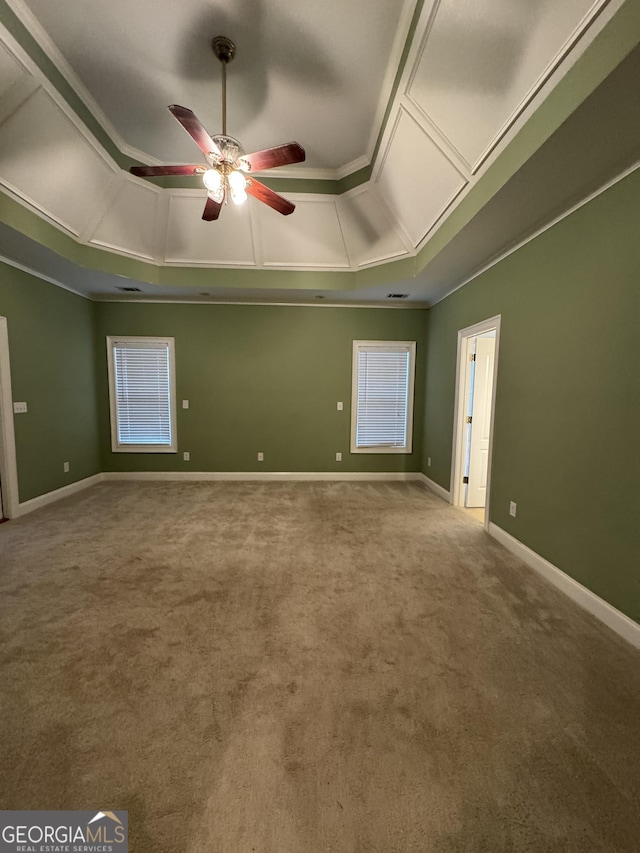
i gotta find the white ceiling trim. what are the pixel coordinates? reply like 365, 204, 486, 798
362, 0, 419, 169
337, 182, 413, 268
0, 252, 90, 298
0, 86, 120, 237
373, 104, 469, 248
371, 0, 623, 257
429, 158, 640, 307
258, 195, 352, 270
3, 0, 158, 165
265, 153, 370, 182
87, 174, 163, 262
469, 0, 613, 174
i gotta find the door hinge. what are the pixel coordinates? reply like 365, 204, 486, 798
463, 476, 469, 484
466, 415, 472, 424
469, 353, 476, 361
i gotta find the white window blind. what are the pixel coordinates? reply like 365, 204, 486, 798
107, 337, 177, 453
351, 342, 416, 453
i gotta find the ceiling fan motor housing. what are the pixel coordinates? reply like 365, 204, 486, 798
210, 135, 246, 171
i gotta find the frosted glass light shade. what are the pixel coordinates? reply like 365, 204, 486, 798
228, 170, 247, 205
203, 169, 224, 202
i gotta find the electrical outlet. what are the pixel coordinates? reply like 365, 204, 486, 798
63, 461, 70, 473
182, 400, 189, 409
427, 456, 432, 467
183, 451, 190, 461
337, 401, 343, 411
336, 452, 342, 462
13, 401, 27, 414
257, 452, 264, 462
509, 501, 517, 517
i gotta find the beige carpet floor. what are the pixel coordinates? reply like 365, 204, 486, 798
0, 481, 638, 852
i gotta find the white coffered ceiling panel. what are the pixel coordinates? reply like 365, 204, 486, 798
407, 0, 603, 169
89, 178, 161, 261
375, 108, 467, 247
257, 198, 350, 269
0, 40, 26, 101
337, 187, 409, 268
0, 87, 116, 235
164, 192, 256, 266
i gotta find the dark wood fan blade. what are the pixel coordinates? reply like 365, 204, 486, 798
242, 142, 305, 172
202, 194, 223, 221
246, 178, 295, 215
169, 105, 221, 159
130, 165, 205, 177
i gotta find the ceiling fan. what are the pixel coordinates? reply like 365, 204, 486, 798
130, 36, 305, 221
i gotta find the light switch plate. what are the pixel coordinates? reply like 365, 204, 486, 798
509, 501, 517, 517
13, 401, 27, 414
337, 401, 343, 411
182, 400, 189, 409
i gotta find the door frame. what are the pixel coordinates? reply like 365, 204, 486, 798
0, 317, 19, 518
450, 315, 501, 532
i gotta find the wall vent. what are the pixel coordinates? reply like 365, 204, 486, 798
387, 293, 409, 299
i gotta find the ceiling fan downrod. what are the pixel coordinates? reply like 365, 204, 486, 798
212, 36, 236, 136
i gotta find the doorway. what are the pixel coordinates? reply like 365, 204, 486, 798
0, 316, 19, 519
451, 316, 501, 531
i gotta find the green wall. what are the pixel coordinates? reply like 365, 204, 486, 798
94, 303, 427, 474
0, 263, 101, 502
422, 168, 639, 622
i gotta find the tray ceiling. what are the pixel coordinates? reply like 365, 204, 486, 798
17, 0, 416, 175
0, 0, 636, 304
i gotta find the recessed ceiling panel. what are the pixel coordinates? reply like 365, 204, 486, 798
376, 108, 466, 247
408, 0, 601, 168
257, 198, 350, 268
337, 188, 409, 267
0, 41, 26, 101
0, 87, 115, 235
90, 179, 161, 260
20, 0, 415, 172
165, 192, 256, 265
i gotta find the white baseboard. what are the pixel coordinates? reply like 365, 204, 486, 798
416, 472, 452, 502
101, 471, 423, 483
16, 473, 104, 517
488, 523, 640, 649
10, 471, 424, 518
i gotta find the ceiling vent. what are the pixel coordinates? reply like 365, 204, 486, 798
387, 293, 409, 299
115, 286, 142, 292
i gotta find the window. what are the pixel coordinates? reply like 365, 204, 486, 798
351, 340, 416, 454
107, 336, 177, 453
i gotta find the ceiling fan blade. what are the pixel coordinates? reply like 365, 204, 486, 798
169, 105, 221, 159
202, 194, 223, 221
241, 142, 305, 172
130, 165, 205, 177
246, 178, 295, 215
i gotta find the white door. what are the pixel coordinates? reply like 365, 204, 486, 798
466, 334, 496, 507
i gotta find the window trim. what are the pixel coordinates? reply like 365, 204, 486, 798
106, 335, 177, 454
350, 340, 416, 454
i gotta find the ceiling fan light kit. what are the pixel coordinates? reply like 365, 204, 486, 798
130, 36, 305, 222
